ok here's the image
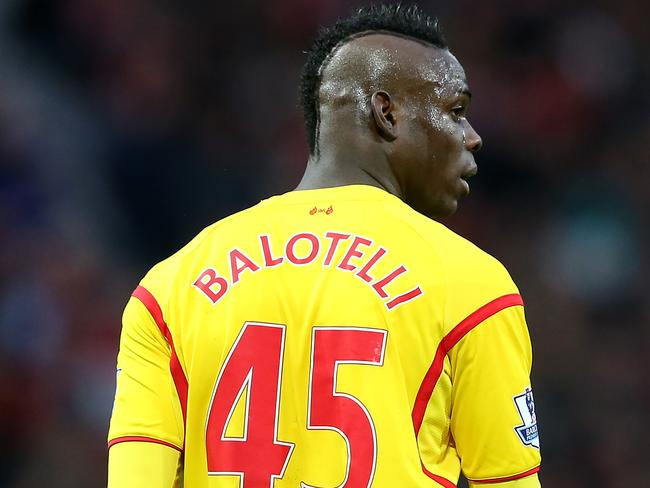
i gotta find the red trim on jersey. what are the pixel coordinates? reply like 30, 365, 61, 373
108, 435, 183, 452
411, 294, 524, 483
421, 463, 457, 487
412, 293, 524, 435
132, 285, 189, 426
470, 465, 540, 483
385, 286, 423, 310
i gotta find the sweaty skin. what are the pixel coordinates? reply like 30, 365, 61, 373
296, 33, 482, 218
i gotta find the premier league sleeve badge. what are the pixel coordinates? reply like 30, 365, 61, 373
513, 387, 540, 449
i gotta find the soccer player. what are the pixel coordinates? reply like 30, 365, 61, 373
108, 5, 541, 487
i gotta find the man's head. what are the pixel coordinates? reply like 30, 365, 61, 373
299, 4, 482, 218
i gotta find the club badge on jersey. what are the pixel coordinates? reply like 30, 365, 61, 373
513, 387, 540, 449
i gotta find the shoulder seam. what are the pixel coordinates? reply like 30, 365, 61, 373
412, 293, 524, 437
411, 294, 524, 482
131, 286, 189, 439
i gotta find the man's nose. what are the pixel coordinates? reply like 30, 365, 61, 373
465, 122, 482, 152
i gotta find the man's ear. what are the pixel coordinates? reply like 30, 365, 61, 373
370, 91, 397, 142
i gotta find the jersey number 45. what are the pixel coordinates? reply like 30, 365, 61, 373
205, 322, 387, 488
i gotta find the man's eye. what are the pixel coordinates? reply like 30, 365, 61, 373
451, 106, 466, 119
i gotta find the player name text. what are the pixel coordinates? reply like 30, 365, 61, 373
193, 231, 423, 310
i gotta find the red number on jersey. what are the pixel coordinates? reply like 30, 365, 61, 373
205, 322, 294, 487
305, 327, 387, 488
205, 323, 387, 487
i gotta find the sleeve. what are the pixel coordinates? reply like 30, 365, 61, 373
107, 293, 185, 451
469, 473, 541, 487
108, 441, 182, 488
448, 302, 541, 483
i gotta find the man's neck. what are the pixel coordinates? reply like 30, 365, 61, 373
295, 153, 402, 199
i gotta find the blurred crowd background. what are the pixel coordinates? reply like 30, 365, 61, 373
0, 0, 648, 486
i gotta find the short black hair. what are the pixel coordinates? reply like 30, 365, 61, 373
299, 4, 447, 155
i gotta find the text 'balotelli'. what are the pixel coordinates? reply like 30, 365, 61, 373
193, 231, 423, 310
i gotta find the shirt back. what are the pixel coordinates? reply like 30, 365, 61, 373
109, 185, 541, 487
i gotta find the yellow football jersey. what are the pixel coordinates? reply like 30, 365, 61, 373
108, 185, 541, 487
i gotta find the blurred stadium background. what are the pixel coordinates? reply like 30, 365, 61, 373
0, 0, 647, 486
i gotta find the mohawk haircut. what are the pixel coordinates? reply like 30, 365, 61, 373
300, 4, 447, 155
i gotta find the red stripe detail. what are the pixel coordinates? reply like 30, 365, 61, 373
471, 465, 540, 483
412, 293, 524, 436
132, 286, 189, 426
386, 286, 423, 310
108, 436, 182, 452
421, 463, 457, 487
411, 294, 524, 483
